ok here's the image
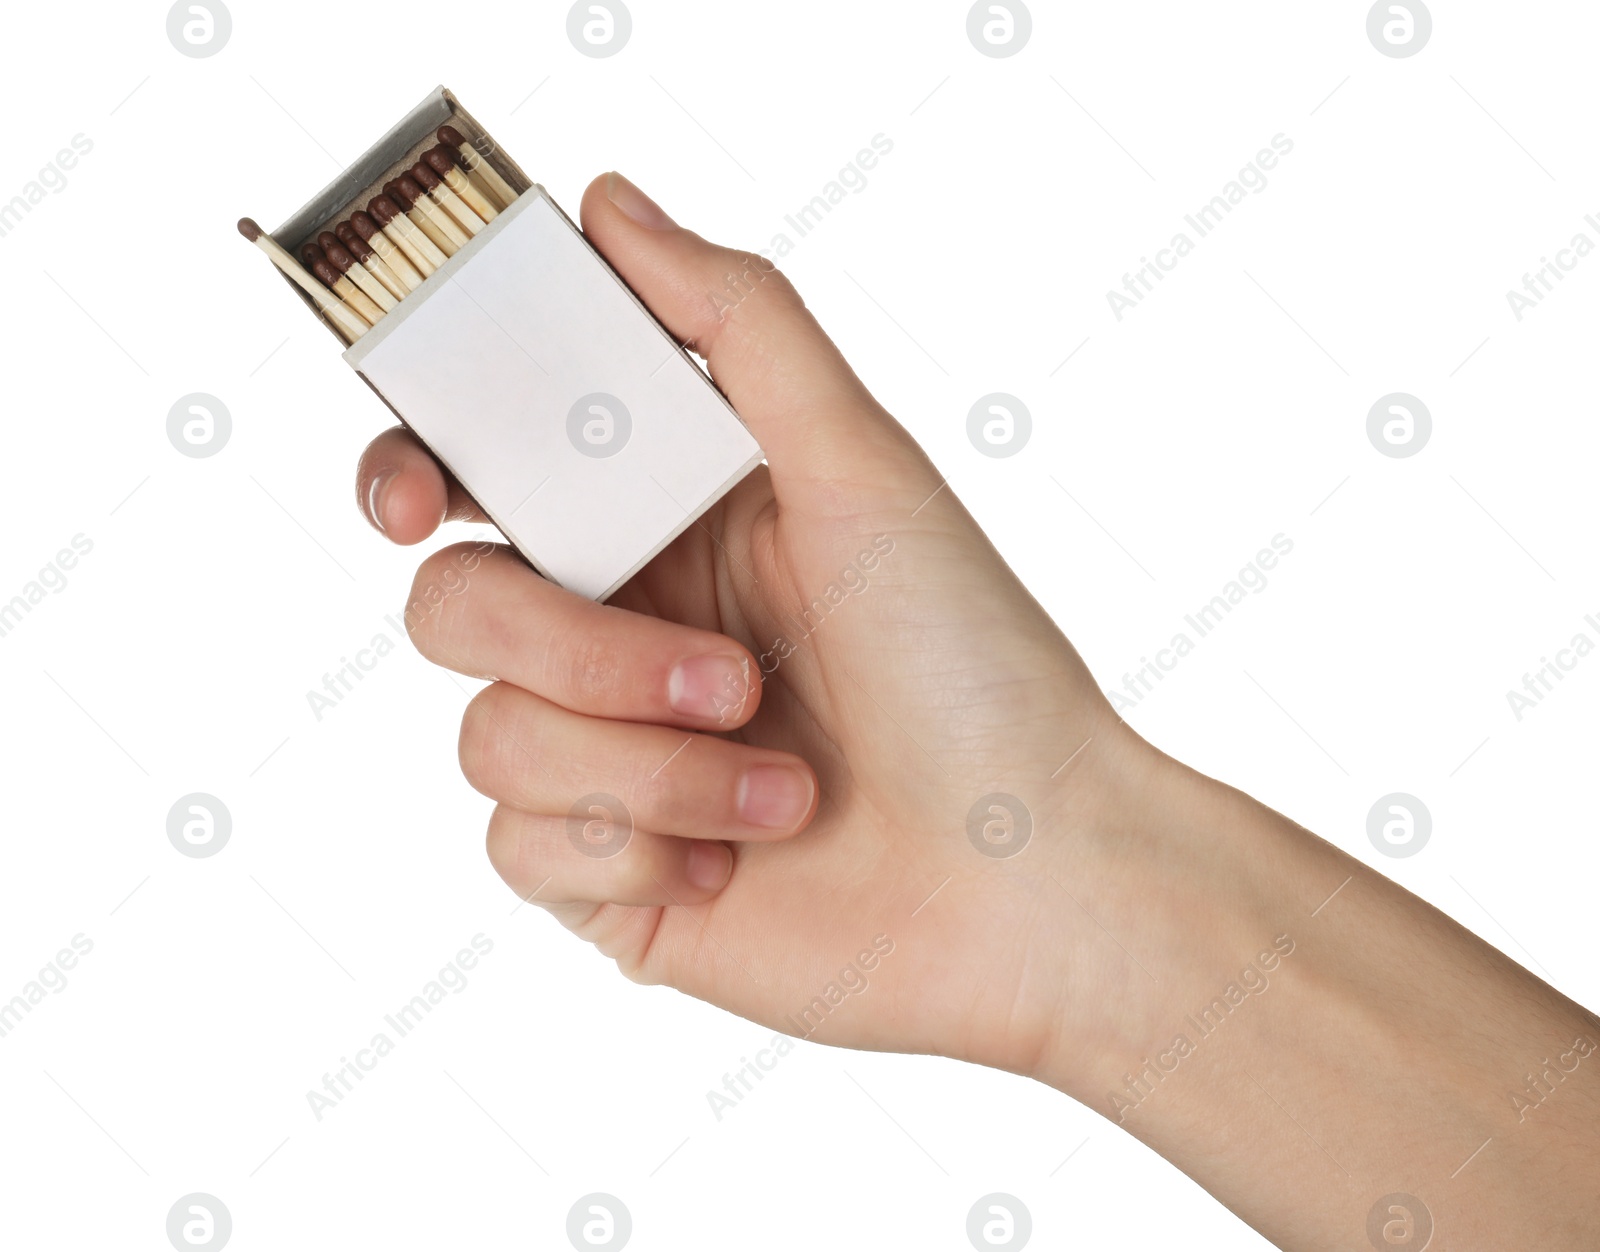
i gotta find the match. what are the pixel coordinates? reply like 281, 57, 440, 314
318, 231, 398, 312
237, 217, 368, 342
411, 160, 484, 237
438, 124, 518, 209
334, 221, 409, 300
392, 174, 467, 254
383, 180, 455, 260
239, 116, 520, 339
301, 242, 384, 326
369, 194, 445, 276
350, 209, 427, 289
423, 145, 497, 223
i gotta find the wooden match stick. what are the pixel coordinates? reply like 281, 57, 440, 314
237, 217, 368, 342
335, 221, 409, 299
439, 124, 518, 209
318, 231, 398, 312
391, 175, 466, 255
350, 209, 426, 289
385, 180, 457, 260
424, 145, 497, 223
301, 243, 384, 326
369, 195, 444, 276
411, 160, 484, 238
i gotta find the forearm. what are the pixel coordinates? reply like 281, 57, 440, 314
1036, 760, 1600, 1249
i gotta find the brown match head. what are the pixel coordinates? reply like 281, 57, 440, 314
350, 210, 382, 240
336, 223, 374, 261
369, 196, 401, 226
384, 180, 414, 212
320, 236, 358, 273
300, 242, 325, 268
423, 146, 458, 177
410, 161, 442, 192
309, 257, 341, 288
438, 124, 467, 149
395, 174, 427, 204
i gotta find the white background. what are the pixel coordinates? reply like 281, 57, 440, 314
1, 1, 1596, 1248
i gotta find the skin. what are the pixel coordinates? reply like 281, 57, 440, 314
354, 172, 1600, 1250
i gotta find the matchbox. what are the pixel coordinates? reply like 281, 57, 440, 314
246, 86, 763, 601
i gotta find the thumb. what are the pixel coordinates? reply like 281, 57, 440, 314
577, 171, 929, 514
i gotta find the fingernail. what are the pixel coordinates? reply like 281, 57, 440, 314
366, 470, 396, 534
668, 654, 751, 722
737, 765, 814, 832
686, 841, 733, 891
607, 171, 676, 230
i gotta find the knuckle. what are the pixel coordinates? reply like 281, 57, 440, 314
459, 682, 539, 799
628, 739, 722, 834
484, 804, 536, 891
697, 248, 796, 345
632, 764, 693, 832
552, 631, 625, 705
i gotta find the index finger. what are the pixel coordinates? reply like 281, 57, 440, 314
408, 542, 762, 732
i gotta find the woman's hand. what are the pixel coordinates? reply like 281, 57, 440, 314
355, 173, 1600, 1249
354, 171, 1159, 1083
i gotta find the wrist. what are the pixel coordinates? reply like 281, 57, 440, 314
1020, 741, 1308, 1102
1021, 740, 1600, 1246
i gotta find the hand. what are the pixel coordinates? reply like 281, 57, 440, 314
356, 173, 1600, 1248
354, 171, 1154, 1081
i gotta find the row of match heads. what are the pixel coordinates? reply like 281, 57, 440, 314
238, 125, 521, 344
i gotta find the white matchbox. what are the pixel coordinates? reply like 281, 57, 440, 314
266, 87, 763, 601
